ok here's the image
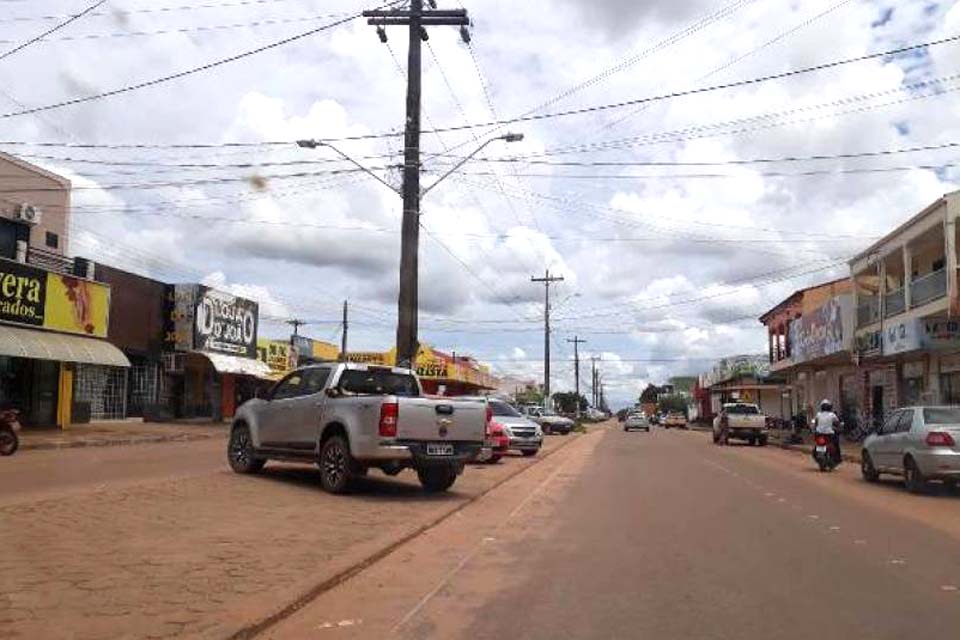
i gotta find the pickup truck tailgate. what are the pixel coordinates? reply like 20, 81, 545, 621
397, 398, 486, 443
729, 415, 766, 430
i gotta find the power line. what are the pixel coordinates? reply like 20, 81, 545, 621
0, 0, 299, 24
0, 0, 105, 62
0, 8, 388, 120
457, 162, 960, 180
437, 140, 960, 168
400, 34, 960, 136
0, 14, 355, 45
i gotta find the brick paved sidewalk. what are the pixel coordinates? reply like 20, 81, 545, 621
0, 427, 591, 640
17, 420, 228, 451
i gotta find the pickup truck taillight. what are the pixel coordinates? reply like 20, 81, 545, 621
379, 402, 399, 438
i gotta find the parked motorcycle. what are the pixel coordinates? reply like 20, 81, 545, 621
812, 433, 840, 472
0, 408, 21, 456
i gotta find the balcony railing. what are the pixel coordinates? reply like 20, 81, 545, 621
26, 246, 74, 275
910, 268, 947, 307
885, 288, 905, 318
857, 297, 880, 327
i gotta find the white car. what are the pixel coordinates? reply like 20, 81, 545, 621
624, 413, 650, 432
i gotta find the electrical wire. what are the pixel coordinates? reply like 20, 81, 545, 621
0, 7, 398, 120
0, 0, 105, 62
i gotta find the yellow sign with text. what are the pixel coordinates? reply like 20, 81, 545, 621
42, 273, 110, 338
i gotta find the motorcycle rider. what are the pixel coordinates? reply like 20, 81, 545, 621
812, 399, 841, 465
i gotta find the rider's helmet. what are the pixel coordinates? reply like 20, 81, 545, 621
820, 399, 833, 412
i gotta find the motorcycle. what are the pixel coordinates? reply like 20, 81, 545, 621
812, 432, 840, 472
0, 408, 21, 456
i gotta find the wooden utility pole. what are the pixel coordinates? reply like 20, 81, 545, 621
286, 318, 306, 346
363, 2, 470, 368
340, 300, 348, 362
590, 355, 600, 407
531, 270, 564, 409
567, 336, 587, 417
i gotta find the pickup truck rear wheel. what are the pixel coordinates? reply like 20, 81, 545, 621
747, 436, 757, 446
418, 465, 457, 493
319, 435, 356, 494
758, 435, 768, 447
228, 424, 265, 474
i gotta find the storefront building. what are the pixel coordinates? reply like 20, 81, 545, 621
163, 284, 271, 420
850, 190, 960, 425
0, 257, 129, 428
342, 343, 498, 395
700, 354, 787, 421
760, 279, 857, 425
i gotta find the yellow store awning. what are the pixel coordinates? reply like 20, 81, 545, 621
0, 324, 130, 367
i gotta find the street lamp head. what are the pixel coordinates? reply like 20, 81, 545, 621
501, 132, 524, 143
296, 139, 319, 149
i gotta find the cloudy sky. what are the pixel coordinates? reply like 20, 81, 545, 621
2, 0, 959, 407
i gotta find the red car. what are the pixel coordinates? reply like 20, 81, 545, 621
486, 422, 510, 463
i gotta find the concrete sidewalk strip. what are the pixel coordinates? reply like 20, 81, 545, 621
0, 424, 598, 640
17, 421, 227, 451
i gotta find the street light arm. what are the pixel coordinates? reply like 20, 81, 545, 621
420, 137, 495, 197
420, 132, 522, 198
297, 139, 400, 195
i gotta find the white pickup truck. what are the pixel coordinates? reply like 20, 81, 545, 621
712, 402, 769, 446
228, 363, 486, 493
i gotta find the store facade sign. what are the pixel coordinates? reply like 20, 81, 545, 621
164, 284, 259, 358
789, 296, 845, 362
256, 338, 296, 375
883, 318, 921, 355
0, 258, 110, 338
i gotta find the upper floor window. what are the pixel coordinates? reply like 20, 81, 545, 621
45, 231, 59, 249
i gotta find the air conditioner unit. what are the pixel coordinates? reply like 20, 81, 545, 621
16, 203, 42, 225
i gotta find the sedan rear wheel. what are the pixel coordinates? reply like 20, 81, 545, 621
860, 451, 880, 483
904, 457, 927, 494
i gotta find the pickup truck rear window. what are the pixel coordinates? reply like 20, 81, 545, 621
338, 369, 420, 397
726, 405, 759, 414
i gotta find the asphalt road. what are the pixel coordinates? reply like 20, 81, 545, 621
268, 425, 960, 639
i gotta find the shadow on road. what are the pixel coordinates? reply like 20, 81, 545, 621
254, 463, 463, 502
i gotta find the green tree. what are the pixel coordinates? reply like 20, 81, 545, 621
552, 391, 588, 414
658, 393, 690, 415
639, 383, 660, 404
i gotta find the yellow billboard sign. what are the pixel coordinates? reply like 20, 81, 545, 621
43, 273, 110, 338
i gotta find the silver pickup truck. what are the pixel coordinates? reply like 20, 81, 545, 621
712, 402, 769, 446
227, 363, 486, 493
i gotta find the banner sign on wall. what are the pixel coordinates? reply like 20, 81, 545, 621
0, 258, 110, 338
165, 284, 259, 359
789, 296, 844, 362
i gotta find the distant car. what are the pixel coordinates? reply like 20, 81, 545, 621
468, 397, 543, 457
525, 408, 575, 435
663, 412, 688, 429
624, 413, 650, 432
861, 406, 960, 493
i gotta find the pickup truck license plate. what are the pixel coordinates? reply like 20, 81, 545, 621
815, 445, 827, 453
426, 443, 454, 456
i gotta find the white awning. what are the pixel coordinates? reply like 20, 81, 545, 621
203, 352, 273, 378
0, 324, 130, 367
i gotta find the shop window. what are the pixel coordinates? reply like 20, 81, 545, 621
941, 373, 960, 405
45, 231, 59, 249
74, 364, 128, 420
902, 377, 924, 407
